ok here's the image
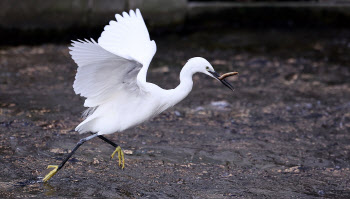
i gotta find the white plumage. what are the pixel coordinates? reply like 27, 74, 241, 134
42, 9, 236, 183
69, 9, 235, 135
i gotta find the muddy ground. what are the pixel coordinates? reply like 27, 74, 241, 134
0, 29, 350, 198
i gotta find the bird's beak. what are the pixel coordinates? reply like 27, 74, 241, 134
209, 71, 238, 91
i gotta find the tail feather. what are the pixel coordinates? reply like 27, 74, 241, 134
76, 113, 97, 134
82, 106, 98, 119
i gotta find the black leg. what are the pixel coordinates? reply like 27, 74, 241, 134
97, 135, 119, 148
58, 134, 98, 170
96, 134, 124, 169
43, 133, 98, 182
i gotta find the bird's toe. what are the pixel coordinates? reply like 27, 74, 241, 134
111, 146, 125, 169
43, 165, 59, 182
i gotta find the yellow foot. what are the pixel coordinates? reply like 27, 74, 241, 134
111, 146, 125, 169
43, 165, 59, 182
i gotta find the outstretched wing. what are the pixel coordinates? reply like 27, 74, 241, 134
69, 9, 156, 108
98, 9, 156, 79
70, 39, 143, 107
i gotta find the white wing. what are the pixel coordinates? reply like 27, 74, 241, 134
98, 9, 156, 75
69, 9, 156, 108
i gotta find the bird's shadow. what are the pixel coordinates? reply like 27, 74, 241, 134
15, 177, 58, 196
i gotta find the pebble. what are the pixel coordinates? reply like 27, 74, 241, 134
317, 190, 325, 196
194, 106, 205, 111
210, 101, 230, 109
93, 158, 99, 165
286, 106, 292, 111
174, 110, 181, 117
124, 150, 133, 155
305, 103, 313, 109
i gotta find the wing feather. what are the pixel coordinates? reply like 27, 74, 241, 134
69, 39, 143, 107
98, 9, 156, 66
70, 9, 156, 109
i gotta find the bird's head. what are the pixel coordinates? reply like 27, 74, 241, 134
187, 57, 238, 91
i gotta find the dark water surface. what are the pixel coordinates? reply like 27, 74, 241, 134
1, 29, 350, 198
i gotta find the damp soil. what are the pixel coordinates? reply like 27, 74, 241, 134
0, 29, 350, 198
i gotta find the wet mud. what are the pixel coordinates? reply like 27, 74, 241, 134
0, 29, 350, 198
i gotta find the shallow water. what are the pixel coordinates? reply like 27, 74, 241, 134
1, 29, 350, 198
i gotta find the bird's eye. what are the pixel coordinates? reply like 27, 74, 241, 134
206, 66, 210, 71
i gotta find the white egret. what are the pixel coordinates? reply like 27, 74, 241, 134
43, 9, 238, 182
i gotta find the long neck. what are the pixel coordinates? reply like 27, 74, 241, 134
168, 64, 194, 106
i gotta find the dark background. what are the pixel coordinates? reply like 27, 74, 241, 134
1, 0, 350, 198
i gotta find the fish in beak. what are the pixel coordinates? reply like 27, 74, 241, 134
208, 71, 238, 91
